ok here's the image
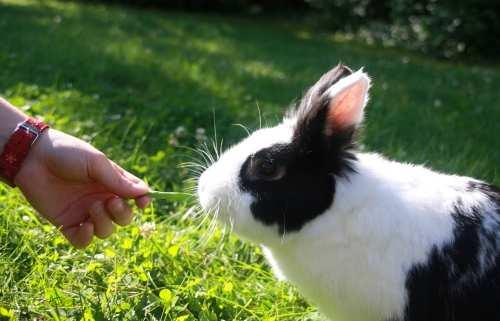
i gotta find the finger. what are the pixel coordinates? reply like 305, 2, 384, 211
88, 153, 149, 198
135, 195, 151, 209
89, 201, 115, 239
111, 161, 145, 185
61, 222, 94, 249
107, 197, 133, 226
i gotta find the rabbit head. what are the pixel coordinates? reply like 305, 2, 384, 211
198, 65, 371, 245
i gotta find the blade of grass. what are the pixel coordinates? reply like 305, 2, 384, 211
148, 190, 191, 201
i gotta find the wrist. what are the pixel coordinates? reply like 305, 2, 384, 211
0, 98, 28, 151
0, 117, 50, 187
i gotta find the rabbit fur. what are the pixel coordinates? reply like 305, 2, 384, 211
197, 65, 500, 321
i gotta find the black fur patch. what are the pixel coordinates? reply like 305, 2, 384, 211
239, 143, 335, 233
238, 64, 358, 233
402, 182, 500, 321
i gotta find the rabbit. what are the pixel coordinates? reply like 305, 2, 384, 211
197, 64, 500, 321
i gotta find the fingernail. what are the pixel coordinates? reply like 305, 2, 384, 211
133, 180, 149, 190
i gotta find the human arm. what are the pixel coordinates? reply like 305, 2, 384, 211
0, 98, 150, 248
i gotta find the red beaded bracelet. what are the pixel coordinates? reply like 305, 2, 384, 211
0, 117, 49, 187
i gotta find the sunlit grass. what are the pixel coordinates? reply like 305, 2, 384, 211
0, 0, 499, 320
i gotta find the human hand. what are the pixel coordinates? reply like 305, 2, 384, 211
14, 129, 151, 248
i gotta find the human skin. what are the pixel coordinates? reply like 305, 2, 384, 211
0, 97, 151, 248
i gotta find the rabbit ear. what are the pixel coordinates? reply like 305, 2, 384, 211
293, 66, 370, 140
324, 69, 371, 136
291, 66, 370, 174
298, 64, 353, 114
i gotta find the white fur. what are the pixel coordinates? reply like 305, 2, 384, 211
197, 70, 491, 321
198, 123, 295, 245
199, 140, 485, 321
261, 153, 484, 321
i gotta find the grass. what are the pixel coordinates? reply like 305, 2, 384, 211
0, 0, 499, 320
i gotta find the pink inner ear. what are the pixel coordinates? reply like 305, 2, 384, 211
325, 82, 366, 136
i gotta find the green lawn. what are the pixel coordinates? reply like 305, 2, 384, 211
0, 0, 499, 320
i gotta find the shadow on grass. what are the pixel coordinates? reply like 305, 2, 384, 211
0, 1, 499, 183
0, 2, 499, 319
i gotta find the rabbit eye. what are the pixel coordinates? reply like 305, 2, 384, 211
258, 159, 276, 176
249, 155, 285, 181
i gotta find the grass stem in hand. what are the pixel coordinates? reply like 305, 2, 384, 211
148, 190, 191, 201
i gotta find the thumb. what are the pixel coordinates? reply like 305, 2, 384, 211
88, 152, 149, 198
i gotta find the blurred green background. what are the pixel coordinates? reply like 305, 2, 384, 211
0, 0, 499, 320
87, 0, 500, 60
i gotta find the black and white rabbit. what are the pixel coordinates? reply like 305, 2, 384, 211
197, 65, 500, 321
